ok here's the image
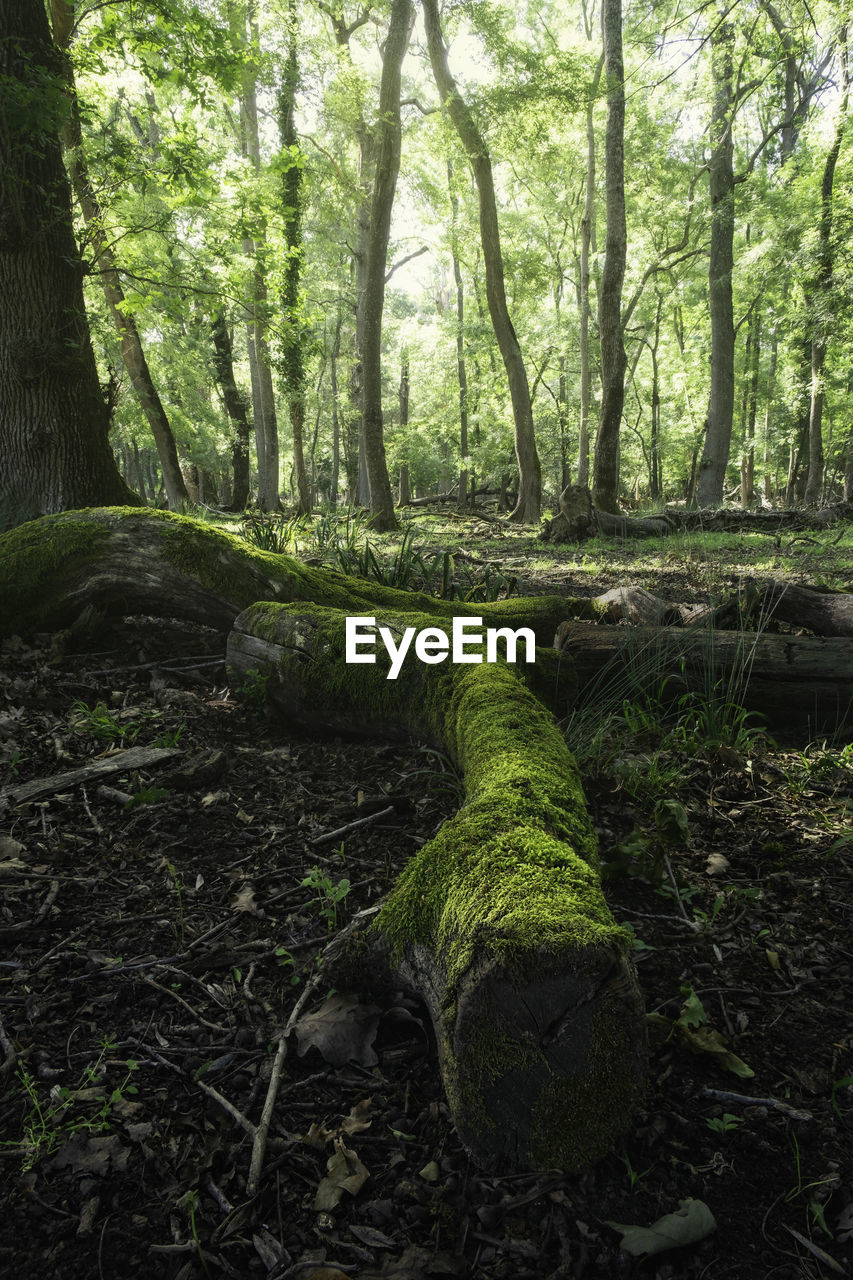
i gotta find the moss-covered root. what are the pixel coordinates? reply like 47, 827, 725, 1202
0, 506, 574, 640
228, 602, 646, 1172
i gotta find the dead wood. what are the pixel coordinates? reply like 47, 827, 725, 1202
554, 623, 853, 736
0, 746, 180, 809
227, 602, 645, 1173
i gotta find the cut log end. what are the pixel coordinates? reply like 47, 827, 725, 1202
443, 945, 645, 1171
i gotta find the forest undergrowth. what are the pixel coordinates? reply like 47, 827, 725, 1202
0, 515, 851, 1280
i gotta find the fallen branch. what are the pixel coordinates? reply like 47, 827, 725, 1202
0, 746, 180, 809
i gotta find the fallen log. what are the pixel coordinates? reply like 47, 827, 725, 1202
0, 746, 180, 811
227, 603, 646, 1172
554, 622, 853, 737
0, 508, 571, 644
754, 581, 853, 637
540, 485, 671, 543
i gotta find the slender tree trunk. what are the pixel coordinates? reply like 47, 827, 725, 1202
803, 35, 848, 505
649, 295, 662, 500
360, 0, 412, 531
762, 333, 778, 500
578, 56, 603, 489
49, 0, 187, 510
448, 161, 470, 511
279, 0, 311, 516
211, 312, 251, 511
398, 352, 411, 506
422, 0, 541, 523
742, 305, 761, 505
592, 0, 627, 514
696, 15, 736, 508
236, 0, 279, 511
330, 309, 342, 506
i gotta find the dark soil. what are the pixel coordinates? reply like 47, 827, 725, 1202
1, 595, 851, 1280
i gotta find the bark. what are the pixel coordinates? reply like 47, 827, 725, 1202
696, 16, 736, 508
228, 602, 644, 1172
279, 0, 311, 517
555, 622, 853, 738
360, 0, 413, 531
398, 353, 411, 506
49, 0, 188, 511
592, 0, 627, 514
236, 0, 279, 511
578, 54, 604, 489
803, 37, 848, 505
448, 162, 470, 512
0, 508, 578, 645
330, 307, 343, 506
422, 0, 541, 524
0, 1, 140, 534
211, 313, 251, 511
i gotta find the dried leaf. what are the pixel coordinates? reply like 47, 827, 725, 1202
350, 1224, 396, 1249
606, 1198, 716, 1257
232, 884, 260, 914
341, 1097, 373, 1136
313, 1138, 369, 1210
295, 994, 382, 1068
46, 1133, 130, 1176
678, 1024, 754, 1078
705, 853, 731, 876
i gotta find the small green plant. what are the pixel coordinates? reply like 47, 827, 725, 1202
301, 866, 351, 931
125, 786, 168, 809
69, 699, 135, 744
7, 1039, 138, 1171
242, 511, 308, 554
705, 1113, 742, 1136
154, 724, 184, 749
166, 861, 186, 944
618, 1149, 653, 1191
231, 666, 269, 713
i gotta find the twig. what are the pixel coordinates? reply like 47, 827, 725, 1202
700, 1086, 813, 1121
661, 851, 701, 931
138, 976, 230, 1034
80, 785, 104, 835
309, 805, 395, 846
246, 964, 326, 1196
143, 1045, 257, 1138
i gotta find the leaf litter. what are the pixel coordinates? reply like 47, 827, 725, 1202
0, 609, 851, 1279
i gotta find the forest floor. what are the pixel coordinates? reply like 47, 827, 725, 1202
1, 517, 852, 1280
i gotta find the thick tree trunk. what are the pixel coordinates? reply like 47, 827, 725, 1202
227, 602, 645, 1172
592, 0, 627, 514
0, 1, 140, 534
696, 15, 736, 508
211, 313, 251, 511
360, 0, 412, 532
50, 0, 188, 511
423, 0, 541, 524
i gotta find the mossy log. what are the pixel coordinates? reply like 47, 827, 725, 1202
0, 508, 574, 642
555, 622, 853, 737
228, 603, 645, 1172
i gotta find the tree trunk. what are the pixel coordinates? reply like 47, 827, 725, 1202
279, 0, 311, 517
360, 0, 413, 531
330, 307, 342, 506
803, 42, 848, 505
422, 0, 541, 524
578, 54, 604, 490
592, 0, 627, 514
211, 313, 252, 511
448, 161, 471, 512
696, 15, 736, 508
227, 602, 644, 1172
0, 1, 140, 534
398, 352, 412, 506
236, 0, 279, 512
49, 0, 188, 511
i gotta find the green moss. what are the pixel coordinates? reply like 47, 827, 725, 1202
0, 511, 113, 632
528, 1000, 643, 1171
